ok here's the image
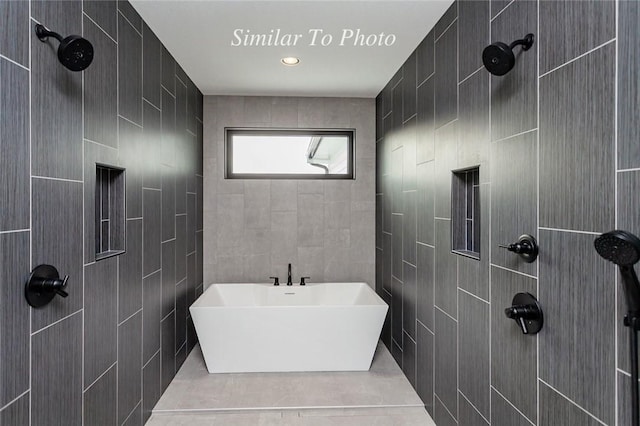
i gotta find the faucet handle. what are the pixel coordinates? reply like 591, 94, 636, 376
300, 277, 310, 286
269, 276, 280, 286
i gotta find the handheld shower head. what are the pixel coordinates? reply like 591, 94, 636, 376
482, 33, 534, 76
595, 230, 640, 314
35, 24, 94, 72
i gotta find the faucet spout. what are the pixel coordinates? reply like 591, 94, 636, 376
287, 263, 293, 286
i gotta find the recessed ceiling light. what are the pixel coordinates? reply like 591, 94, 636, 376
281, 57, 300, 66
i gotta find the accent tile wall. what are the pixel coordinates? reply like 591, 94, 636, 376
203, 96, 376, 286
0, 1, 203, 424
375, 1, 638, 425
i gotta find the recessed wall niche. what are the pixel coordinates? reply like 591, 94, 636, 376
452, 167, 480, 259
95, 164, 125, 260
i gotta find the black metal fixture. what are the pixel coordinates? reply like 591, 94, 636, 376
504, 292, 543, 335
300, 277, 310, 286
35, 24, 94, 71
287, 263, 293, 286
25, 265, 69, 308
270, 276, 280, 286
594, 230, 640, 426
482, 33, 534, 76
499, 234, 538, 263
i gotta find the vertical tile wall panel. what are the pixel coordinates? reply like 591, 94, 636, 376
118, 311, 142, 425
402, 52, 417, 121
618, 0, 640, 169
84, 257, 118, 389
143, 271, 162, 364
142, 101, 162, 190
403, 190, 417, 265
119, 219, 143, 322
416, 243, 434, 330
119, 118, 144, 219
402, 117, 418, 191
458, 291, 490, 419
161, 240, 176, 317
434, 219, 456, 318
142, 352, 161, 424
491, 132, 537, 276
32, 312, 82, 426
143, 23, 162, 108
31, 179, 83, 331
434, 308, 458, 420
143, 189, 162, 275
434, 22, 458, 129
118, 12, 143, 125
161, 89, 176, 167
457, 185, 489, 300
402, 332, 416, 388
402, 262, 417, 340
84, 16, 118, 149
416, 161, 434, 246
161, 46, 176, 95
458, 0, 489, 82
457, 69, 489, 170
539, 229, 615, 424
490, 0, 537, 141
416, 322, 434, 415
539, 44, 615, 233
0, 60, 29, 231
83, 365, 117, 426
391, 276, 403, 348
434, 396, 458, 426
161, 311, 176, 392
161, 165, 176, 241
0, 232, 29, 407
416, 76, 435, 164
490, 266, 537, 421
416, 31, 434, 85
31, 1, 83, 180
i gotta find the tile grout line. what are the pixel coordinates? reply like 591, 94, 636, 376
28, 1, 33, 423
30, 308, 83, 337
84, 362, 117, 394
490, 263, 538, 280
83, 11, 116, 44
0, 390, 30, 412
459, 389, 490, 425
491, 385, 536, 426
538, 379, 608, 426
539, 38, 617, 79
458, 286, 489, 305
490, 0, 516, 23
614, 1, 620, 424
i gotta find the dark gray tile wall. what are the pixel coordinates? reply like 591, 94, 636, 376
0, 1, 203, 423
375, 1, 629, 424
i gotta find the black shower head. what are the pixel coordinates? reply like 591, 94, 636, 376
482, 33, 534, 76
595, 230, 640, 314
35, 24, 94, 72
595, 230, 640, 266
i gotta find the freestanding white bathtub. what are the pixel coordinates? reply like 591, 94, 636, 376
189, 282, 388, 373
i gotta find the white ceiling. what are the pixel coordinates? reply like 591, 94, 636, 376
130, 0, 454, 98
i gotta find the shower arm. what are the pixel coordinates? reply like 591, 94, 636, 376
509, 34, 535, 51
35, 24, 64, 43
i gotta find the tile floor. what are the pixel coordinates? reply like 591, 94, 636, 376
147, 343, 434, 425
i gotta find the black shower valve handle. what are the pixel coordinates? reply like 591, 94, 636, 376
505, 292, 543, 335
498, 234, 539, 263
269, 276, 280, 286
